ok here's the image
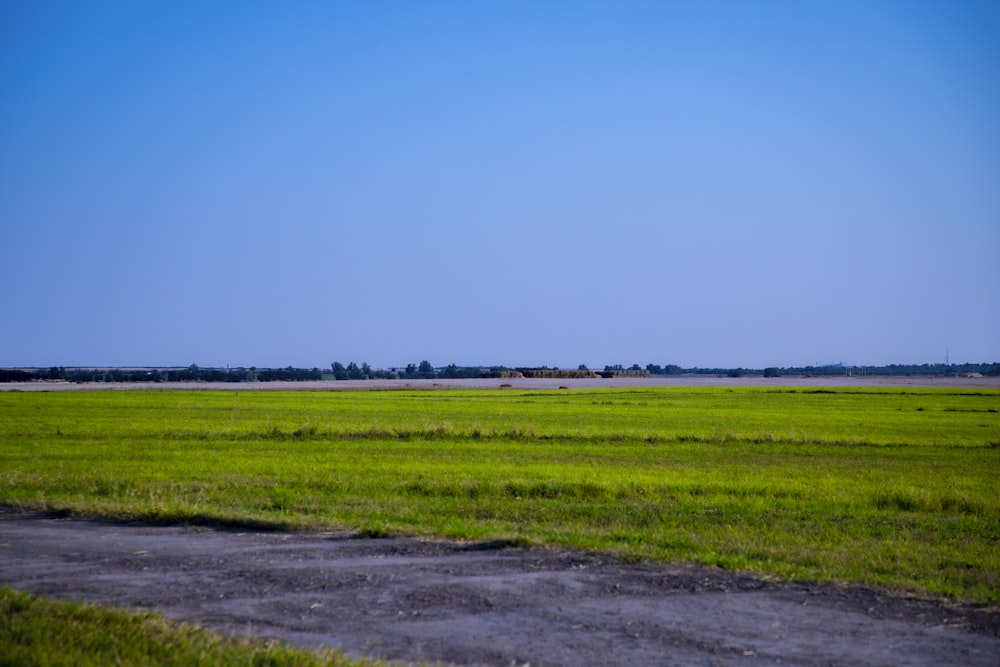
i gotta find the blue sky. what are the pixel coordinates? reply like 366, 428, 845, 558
2, 1, 997, 369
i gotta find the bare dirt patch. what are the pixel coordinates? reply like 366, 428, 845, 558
1, 513, 997, 666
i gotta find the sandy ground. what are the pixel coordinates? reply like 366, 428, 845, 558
3, 375, 1000, 391
1, 513, 998, 666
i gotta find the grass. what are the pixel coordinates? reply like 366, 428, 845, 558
1, 386, 998, 605
0, 587, 381, 667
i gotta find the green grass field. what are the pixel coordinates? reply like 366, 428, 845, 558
2, 386, 998, 602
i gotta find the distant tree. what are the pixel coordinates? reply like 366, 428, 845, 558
646, 364, 663, 375
418, 360, 434, 374
578, 364, 588, 371
361, 362, 372, 378
346, 362, 363, 380
763, 367, 781, 378
404, 363, 418, 377
331, 362, 347, 380
438, 364, 480, 379
629, 364, 642, 371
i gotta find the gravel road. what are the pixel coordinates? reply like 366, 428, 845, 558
1, 514, 997, 666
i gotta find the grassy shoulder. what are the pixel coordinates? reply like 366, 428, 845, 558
1, 387, 998, 602
0, 587, 380, 667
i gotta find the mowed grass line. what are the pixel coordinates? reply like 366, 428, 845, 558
1, 387, 998, 602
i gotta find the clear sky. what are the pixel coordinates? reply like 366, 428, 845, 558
2, 1, 997, 370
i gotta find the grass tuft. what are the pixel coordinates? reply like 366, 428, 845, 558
0, 587, 377, 666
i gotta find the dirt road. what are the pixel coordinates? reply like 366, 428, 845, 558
1, 514, 997, 666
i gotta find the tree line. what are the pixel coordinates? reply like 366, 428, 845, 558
329, 361, 482, 380
1, 361, 997, 384
0, 365, 322, 383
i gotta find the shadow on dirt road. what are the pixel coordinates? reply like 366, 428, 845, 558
1, 513, 997, 666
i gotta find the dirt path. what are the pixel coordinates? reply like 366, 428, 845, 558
1, 514, 997, 666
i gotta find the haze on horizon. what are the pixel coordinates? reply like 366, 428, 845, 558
2, 1, 998, 370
